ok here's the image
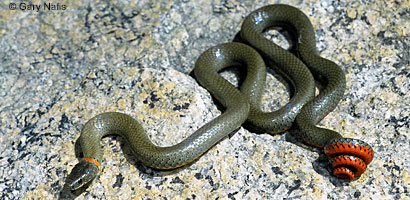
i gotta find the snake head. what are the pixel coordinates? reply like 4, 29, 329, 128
65, 159, 99, 190
324, 138, 374, 180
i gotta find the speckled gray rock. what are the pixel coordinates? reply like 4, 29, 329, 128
0, 0, 409, 199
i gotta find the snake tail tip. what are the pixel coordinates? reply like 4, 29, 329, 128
324, 138, 374, 180
333, 167, 355, 181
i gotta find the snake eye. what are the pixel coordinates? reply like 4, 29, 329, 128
324, 138, 374, 180
69, 177, 84, 190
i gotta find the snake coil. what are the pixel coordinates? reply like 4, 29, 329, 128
324, 138, 374, 180
239, 4, 374, 180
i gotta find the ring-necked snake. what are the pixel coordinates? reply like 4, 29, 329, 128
64, 4, 374, 191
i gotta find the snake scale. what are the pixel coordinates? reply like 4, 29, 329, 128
64, 4, 374, 192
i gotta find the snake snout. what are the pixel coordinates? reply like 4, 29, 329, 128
324, 138, 374, 180
65, 160, 99, 190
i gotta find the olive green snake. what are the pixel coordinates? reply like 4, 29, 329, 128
64, 4, 374, 191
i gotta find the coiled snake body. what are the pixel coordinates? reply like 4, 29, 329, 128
65, 4, 374, 191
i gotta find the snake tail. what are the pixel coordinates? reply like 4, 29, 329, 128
324, 138, 374, 180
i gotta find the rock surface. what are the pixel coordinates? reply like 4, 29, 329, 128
0, 0, 408, 199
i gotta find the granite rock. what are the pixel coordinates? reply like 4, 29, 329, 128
0, 0, 409, 199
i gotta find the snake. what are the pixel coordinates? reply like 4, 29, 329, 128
64, 4, 374, 191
